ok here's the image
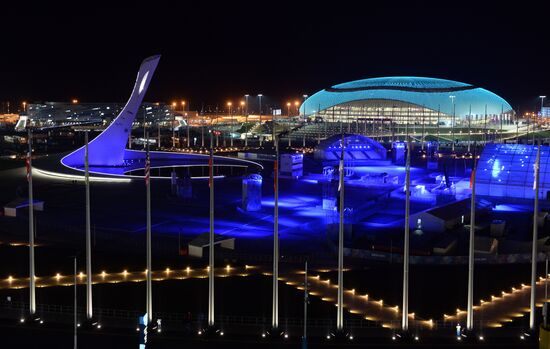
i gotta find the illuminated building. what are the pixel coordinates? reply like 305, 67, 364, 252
300, 76, 514, 127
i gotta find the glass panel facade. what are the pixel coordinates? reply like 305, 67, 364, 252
476, 143, 548, 199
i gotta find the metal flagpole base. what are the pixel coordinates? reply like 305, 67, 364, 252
519, 328, 538, 344
457, 328, 486, 343
18, 314, 45, 326
325, 329, 354, 342
80, 317, 102, 330
391, 329, 420, 343
197, 324, 224, 338
262, 327, 289, 342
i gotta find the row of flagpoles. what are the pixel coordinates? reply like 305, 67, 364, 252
23, 128, 544, 340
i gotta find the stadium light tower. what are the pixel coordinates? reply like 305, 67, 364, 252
541, 96, 547, 117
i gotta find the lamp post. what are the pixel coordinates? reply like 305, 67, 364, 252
258, 94, 263, 146
244, 95, 249, 147
22, 101, 27, 113
302, 95, 308, 148
183, 101, 189, 148
449, 95, 456, 152
240, 101, 245, 147
227, 102, 233, 147
172, 102, 177, 148
540, 96, 546, 137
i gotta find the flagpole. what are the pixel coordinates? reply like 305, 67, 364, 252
467, 143, 477, 331
272, 134, 279, 330
302, 261, 308, 349
530, 141, 541, 330
468, 105, 472, 152
208, 130, 215, 327
27, 127, 36, 316
84, 131, 93, 320
145, 132, 152, 324
74, 256, 78, 349
402, 136, 411, 332
336, 130, 345, 331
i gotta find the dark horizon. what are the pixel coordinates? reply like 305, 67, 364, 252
2, 2, 549, 113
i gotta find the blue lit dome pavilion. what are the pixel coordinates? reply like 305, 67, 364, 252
300, 76, 514, 127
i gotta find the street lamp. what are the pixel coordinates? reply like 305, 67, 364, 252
182, 101, 189, 148
286, 102, 291, 117
302, 95, 308, 148
258, 94, 263, 146
22, 101, 27, 113
244, 95, 249, 147
72, 99, 79, 104
227, 101, 233, 147
171, 102, 177, 148
449, 95, 456, 152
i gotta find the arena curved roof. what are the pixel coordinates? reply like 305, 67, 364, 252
301, 76, 513, 118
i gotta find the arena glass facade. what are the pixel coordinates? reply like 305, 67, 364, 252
477, 143, 550, 199
300, 77, 514, 127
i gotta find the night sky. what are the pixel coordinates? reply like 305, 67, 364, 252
2, 2, 549, 113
